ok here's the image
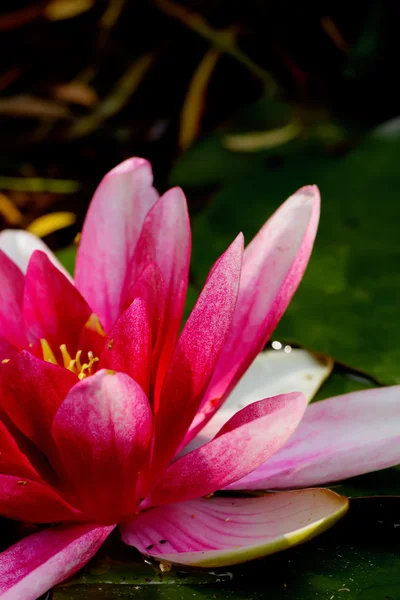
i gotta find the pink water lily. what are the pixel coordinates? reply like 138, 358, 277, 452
0, 159, 397, 599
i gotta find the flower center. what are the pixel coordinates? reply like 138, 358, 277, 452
40, 339, 99, 379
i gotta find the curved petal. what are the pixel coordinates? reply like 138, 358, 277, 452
123, 187, 191, 389
75, 158, 159, 331
99, 298, 152, 396
186, 349, 332, 451
0, 250, 26, 349
0, 523, 114, 600
0, 336, 17, 363
149, 234, 243, 480
228, 386, 400, 490
149, 392, 306, 505
0, 421, 40, 479
190, 186, 320, 441
0, 229, 70, 277
122, 489, 348, 567
52, 370, 152, 522
0, 475, 81, 523
0, 351, 77, 455
23, 251, 92, 357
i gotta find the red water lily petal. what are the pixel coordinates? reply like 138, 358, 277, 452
0, 523, 114, 600
0, 475, 81, 523
188, 186, 320, 443
52, 370, 152, 522
23, 251, 92, 359
228, 385, 400, 490
0, 421, 39, 479
0, 250, 26, 349
0, 351, 77, 456
149, 392, 306, 505
75, 158, 159, 331
149, 234, 243, 481
122, 489, 348, 567
99, 298, 152, 395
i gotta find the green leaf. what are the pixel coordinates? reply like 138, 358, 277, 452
53, 497, 400, 599
55, 245, 77, 276
186, 134, 400, 384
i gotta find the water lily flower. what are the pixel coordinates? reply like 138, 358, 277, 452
0, 159, 397, 599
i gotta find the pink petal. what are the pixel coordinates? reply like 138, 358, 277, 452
0, 229, 71, 278
123, 187, 191, 390
122, 489, 348, 567
23, 251, 92, 357
99, 298, 152, 396
0, 523, 114, 599
0, 420, 39, 479
1, 351, 77, 455
149, 392, 306, 505
0, 250, 26, 349
149, 235, 243, 481
228, 386, 400, 490
0, 336, 17, 362
0, 475, 81, 523
74, 158, 159, 331
189, 186, 320, 442
52, 370, 152, 522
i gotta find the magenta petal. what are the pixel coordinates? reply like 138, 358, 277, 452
122, 489, 348, 567
0, 337, 17, 362
75, 158, 159, 331
228, 386, 400, 490
0, 523, 114, 599
1, 351, 77, 455
0, 250, 26, 349
0, 420, 40, 479
99, 298, 152, 395
23, 251, 92, 355
149, 392, 306, 505
150, 234, 243, 478
123, 187, 191, 389
190, 186, 320, 441
52, 370, 152, 522
0, 475, 81, 523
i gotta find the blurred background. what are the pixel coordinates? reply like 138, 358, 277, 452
1, 0, 400, 386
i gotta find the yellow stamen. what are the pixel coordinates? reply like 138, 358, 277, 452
75, 350, 83, 372
40, 339, 57, 364
2, 358, 10, 364
60, 344, 73, 369
77, 356, 99, 380
84, 313, 106, 337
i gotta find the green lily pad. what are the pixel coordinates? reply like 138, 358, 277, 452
53, 497, 400, 599
55, 246, 77, 276
182, 133, 400, 385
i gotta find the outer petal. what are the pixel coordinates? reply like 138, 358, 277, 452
0, 475, 81, 523
0, 421, 39, 479
149, 392, 306, 505
0, 229, 70, 278
74, 158, 159, 331
122, 489, 348, 567
0, 250, 26, 349
0, 523, 114, 600
1, 351, 77, 455
23, 251, 92, 357
149, 235, 243, 479
192, 186, 320, 440
228, 386, 400, 490
52, 370, 152, 522
99, 298, 152, 396
186, 349, 332, 451
123, 187, 191, 389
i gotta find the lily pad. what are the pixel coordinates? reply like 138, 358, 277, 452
182, 133, 400, 385
54, 497, 400, 599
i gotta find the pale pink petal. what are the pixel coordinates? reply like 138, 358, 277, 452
228, 386, 400, 490
149, 235, 243, 480
75, 158, 159, 331
52, 370, 152, 522
189, 186, 320, 442
149, 392, 306, 505
0, 250, 26, 349
0, 523, 114, 599
122, 489, 348, 567
0, 475, 81, 523
23, 250, 92, 357
1, 351, 77, 455
99, 298, 152, 396
0, 229, 71, 278
122, 187, 191, 390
